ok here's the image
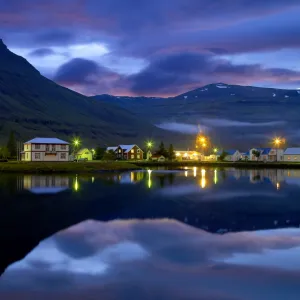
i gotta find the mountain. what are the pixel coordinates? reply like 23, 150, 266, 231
93, 83, 300, 149
0, 39, 183, 147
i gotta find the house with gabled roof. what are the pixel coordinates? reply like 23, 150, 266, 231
250, 148, 283, 162
106, 144, 144, 160
217, 149, 240, 161
283, 148, 300, 162
22, 137, 69, 162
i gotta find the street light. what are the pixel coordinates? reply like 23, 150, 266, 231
213, 148, 218, 153
272, 137, 285, 162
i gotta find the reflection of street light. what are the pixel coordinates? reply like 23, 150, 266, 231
147, 169, 152, 188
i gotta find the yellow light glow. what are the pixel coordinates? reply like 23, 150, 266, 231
214, 169, 218, 184
213, 148, 218, 153
147, 141, 153, 148
74, 176, 79, 191
131, 172, 135, 182
276, 182, 280, 190
184, 153, 188, 157
193, 167, 197, 177
202, 143, 207, 148
176, 152, 181, 156
92, 176, 95, 183
147, 169, 152, 188
201, 169, 206, 177
185, 171, 188, 177
201, 178, 206, 188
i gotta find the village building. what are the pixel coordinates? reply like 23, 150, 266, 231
151, 154, 166, 162
175, 150, 201, 160
21, 138, 69, 162
76, 148, 93, 161
283, 148, 300, 162
217, 150, 241, 161
249, 148, 284, 162
106, 144, 144, 160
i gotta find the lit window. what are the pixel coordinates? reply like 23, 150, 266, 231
61, 153, 66, 159
119, 149, 121, 153
35, 153, 41, 159
137, 155, 140, 159
288, 156, 291, 160
294, 156, 297, 160
35, 144, 40, 150
137, 149, 140, 153
131, 154, 134, 159
131, 149, 134, 153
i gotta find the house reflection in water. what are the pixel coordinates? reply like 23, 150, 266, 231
113, 171, 145, 184
23, 175, 70, 194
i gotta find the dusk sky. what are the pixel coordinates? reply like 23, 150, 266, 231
1, 0, 300, 96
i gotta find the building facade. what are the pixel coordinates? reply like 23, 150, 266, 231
249, 148, 284, 162
283, 148, 300, 162
76, 148, 93, 161
107, 144, 144, 160
22, 138, 69, 162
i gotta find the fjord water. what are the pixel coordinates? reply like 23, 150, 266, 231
1, 168, 300, 299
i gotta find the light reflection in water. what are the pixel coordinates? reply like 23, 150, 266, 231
214, 169, 218, 184
200, 168, 206, 188
185, 171, 188, 177
193, 167, 197, 177
147, 169, 152, 188
276, 182, 280, 190
74, 175, 79, 192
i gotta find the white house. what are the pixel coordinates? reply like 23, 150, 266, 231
283, 148, 300, 162
22, 138, 69, 162
217, 150, 240, 161
249, 148, 284, 162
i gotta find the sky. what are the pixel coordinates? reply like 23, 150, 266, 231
1, 0, 300, 96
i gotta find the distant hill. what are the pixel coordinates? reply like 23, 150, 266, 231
0, 39, 181, 147
93, 83, 300, 149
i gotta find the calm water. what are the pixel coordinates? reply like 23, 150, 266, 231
1, 167, 300, 299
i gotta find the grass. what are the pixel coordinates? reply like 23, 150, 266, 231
0, 161, 141, 173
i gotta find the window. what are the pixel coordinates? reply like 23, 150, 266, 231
119, 149, 121, 153
35, 144, 40, 150
52, 145, 56, 151
46, 145, 50, 151
137, 155, 140, 159
294, 156, 298, 160
137, 149, 140, 153
131, 154, 134, 159
61, 153, 66, 159
61, 145, 66, 150
131, 149, 134, 153
288, 156, 291, 160
26, 144, 29, 150
35, 153, 41, 159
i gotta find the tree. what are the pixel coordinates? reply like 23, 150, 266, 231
7, 131, 17, 158
168, 144, 175, 161
157, 141, 168, 157
102, 150, 116, 161
252, 150, 261, 161
218, 151, 228, 161
95, 147, 106, 160
0, 146, 9, 159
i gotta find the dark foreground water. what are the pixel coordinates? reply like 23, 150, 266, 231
1, 167, 300, 299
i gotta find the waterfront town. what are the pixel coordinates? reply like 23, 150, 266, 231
5, 132, 300, 163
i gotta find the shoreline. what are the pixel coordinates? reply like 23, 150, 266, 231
135, 161, 300, 169
0, 161, 141, 174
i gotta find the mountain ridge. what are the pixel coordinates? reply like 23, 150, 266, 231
0, 40, 185, 147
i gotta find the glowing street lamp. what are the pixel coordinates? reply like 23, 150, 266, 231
146, 141, 153, 150
272, 137, 285, 162
213, 148, 218, 153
